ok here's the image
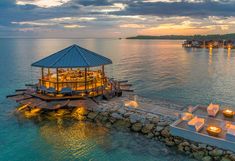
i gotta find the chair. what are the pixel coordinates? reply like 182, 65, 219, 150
46, 87, 56, 95
188, 116, 205, 132
60, 87, 73, 95
180, 112, 193, 121
226, 124, 235, 141
39, 85, 47, 94
207, 103, 219, 117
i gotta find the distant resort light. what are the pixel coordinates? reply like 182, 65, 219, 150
182, 39, 235, 49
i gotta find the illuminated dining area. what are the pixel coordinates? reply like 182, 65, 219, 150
171, 103, 235, 152
31, 44, 113, 97
40, 68, 106, 93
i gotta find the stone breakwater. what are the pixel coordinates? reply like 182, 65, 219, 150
70, 95, 235, 161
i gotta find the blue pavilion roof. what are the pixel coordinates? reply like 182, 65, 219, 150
31, 44, 112, 68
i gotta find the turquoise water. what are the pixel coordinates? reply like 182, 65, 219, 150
0, 38, 234, 160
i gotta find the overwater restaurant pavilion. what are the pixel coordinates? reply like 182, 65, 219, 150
31, 44, 113, 97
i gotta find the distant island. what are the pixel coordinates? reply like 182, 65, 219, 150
126, 33, 235, 40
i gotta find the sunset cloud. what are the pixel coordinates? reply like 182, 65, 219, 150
120, 24, 145, 28
63, 24, 85, 28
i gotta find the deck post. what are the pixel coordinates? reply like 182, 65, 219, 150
41, 68, 44, 86
47, 68, 50, 87
85, 68, 87, 94
56, 68, 59, 92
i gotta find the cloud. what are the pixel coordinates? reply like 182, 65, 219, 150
74, 0, 112, 6
11, 16, 97, 29
120, 23, 145, 28
63, 24, 85, 28
86, 3, 127, 13
16, 0, 71, 8
114, 0, 235, 18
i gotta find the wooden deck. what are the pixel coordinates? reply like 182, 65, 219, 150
98, 95, 182, 119
31, 93, 86, 101
131, 102, 180, 118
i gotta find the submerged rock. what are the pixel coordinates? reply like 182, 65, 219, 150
117, 108, 126, 115
87, 112, 98, 120
158, 121, 168, 126
71, 107, 88, 118
105, 122, 112, 128
111, 113, 123, 120
141, 123, 154, 134
55, 109, 70, 117
221, 157, 232, 161
73, 115, 86, 121
193, 151, 205, 160
209, 149, 224, 157
165, 138, 175, 146
155, 126, 164, 132
113, 119, 131, 129
202, 156, 212, 161
151, 117, 160, 124
191, 144, 200, 151
229, 154, 235, 161
161, 127, 170, 137
181, 141, 190, 147
146, 132, 154, 139
198, 144, 207, 149
129, 114, 140, 123
131, 122, 142, 132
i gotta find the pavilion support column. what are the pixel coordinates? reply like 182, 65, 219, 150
48, 68, 50, 76
41, 68, 44, 86
102, 65, 105, 94
56, 68, 59, 92
85, 68, 87, 94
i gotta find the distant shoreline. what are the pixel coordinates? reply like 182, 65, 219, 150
126, 33, 235, 40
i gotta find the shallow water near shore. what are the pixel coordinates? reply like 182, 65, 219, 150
0, 38, 234, 160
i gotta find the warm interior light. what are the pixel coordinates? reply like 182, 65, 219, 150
209, 44, 213, 49
125, 95, 139, 108
223, 109, 234, 118
181, 112, 193, 121
24, 107, 41, 118
40, 69, 110, 95
125, 101, 138, 108
206, 126, 222, 137
17, 103, 29, 111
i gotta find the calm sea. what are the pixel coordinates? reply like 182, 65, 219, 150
1, 38, 234, 161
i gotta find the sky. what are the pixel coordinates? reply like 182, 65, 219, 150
1, 0, 235, 38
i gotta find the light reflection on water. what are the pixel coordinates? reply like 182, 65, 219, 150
38, 120, 195, 161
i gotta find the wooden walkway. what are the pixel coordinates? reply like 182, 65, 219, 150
136, 102, 181, 118
119, 101, 181, 120
99, 96, 182, 119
